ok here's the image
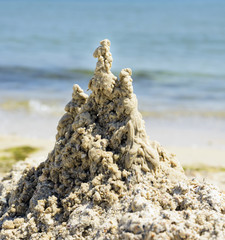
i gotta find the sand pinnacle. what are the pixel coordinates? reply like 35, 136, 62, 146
0, 40, 224, 240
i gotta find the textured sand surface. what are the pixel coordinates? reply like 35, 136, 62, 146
1, 137, 225, 191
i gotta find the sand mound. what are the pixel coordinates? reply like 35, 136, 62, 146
0, 40, 225, 240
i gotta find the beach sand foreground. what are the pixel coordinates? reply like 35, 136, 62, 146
0, 40, 224, 239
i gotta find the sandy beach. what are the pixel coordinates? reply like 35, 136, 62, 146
1, 110, 225, 193
0, 135, 54, 177
1, 134, 224, 192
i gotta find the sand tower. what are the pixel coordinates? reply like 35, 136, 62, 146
0, 40, 224, 240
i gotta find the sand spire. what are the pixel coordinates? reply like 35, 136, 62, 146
1, 40, 224, 240
53, 38, 167, 187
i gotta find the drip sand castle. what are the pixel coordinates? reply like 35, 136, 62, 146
0, 40, 225, 239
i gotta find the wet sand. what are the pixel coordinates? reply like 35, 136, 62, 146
0, 40, 224, 239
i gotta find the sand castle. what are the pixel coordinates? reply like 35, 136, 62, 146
0, 40, 225, 239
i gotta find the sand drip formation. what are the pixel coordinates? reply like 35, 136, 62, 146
0, 40, 225, 240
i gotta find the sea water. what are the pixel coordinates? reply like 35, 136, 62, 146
0, 0, 225, 147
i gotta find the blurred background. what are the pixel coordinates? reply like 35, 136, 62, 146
0, 0, 225, 179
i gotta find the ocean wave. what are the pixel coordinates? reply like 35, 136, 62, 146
0, 65, 225, 82
0, 99, 64, 116
0, 66, 93, 81
133, 70, 225, 81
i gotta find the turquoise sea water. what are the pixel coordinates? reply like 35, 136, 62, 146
0, 0, 225, 144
